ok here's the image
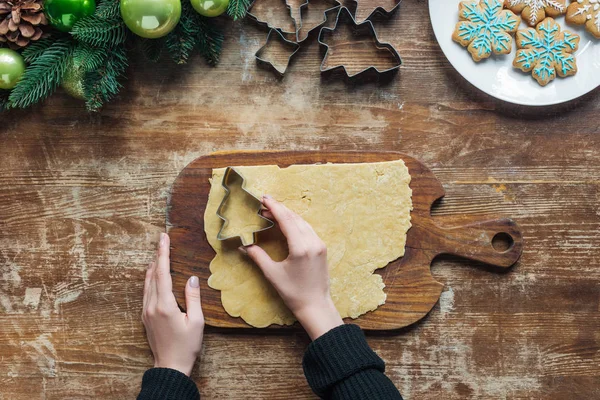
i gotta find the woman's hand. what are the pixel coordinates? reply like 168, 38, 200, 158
142, 233, 205, 376
244, 195, 343, 340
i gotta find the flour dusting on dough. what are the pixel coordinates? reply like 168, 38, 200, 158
204, 160, 412, 327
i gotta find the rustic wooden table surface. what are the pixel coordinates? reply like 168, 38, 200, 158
1, 1, 599, 398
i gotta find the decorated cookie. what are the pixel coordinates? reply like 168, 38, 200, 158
566, 0, 600, 39
513, 18, 580, 86
452, 0, 521, 62
504, 0, 567, 26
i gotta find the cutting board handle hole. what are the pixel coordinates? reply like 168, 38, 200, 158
492, 232, 514, 253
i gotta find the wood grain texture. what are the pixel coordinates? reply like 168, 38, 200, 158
0, 0, 599, 398
168, 150, 523, 329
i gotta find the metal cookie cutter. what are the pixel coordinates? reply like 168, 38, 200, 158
216, 167, 275, 246
296, 0, 341, 43
247, 0, 298, 35
317, 6, 401, 81
349, 0, 404, 24
255, 29, 301, 77
248, 0, 340, 42
249, 0, 340, 76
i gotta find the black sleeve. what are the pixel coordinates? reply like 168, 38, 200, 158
137, 368, 200, 400
302, 324, 403, 400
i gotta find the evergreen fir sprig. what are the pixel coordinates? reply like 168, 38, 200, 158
95, 0, 121, 18
197, 17, 224, 65
73, 43, 109, 72
0, 90, 9, 113
164, 1, 224, 65
69, 0, 128, 111
8, 38, 75, 109
21, 37, 54, 63
227, 0, 252, 20
71, 16, 127, 48
166, 0, 200, 64
83, 45, 128, 111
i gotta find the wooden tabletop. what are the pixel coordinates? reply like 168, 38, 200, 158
1, 1, 599, 398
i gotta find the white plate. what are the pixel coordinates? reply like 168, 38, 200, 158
429, 0, 600, 106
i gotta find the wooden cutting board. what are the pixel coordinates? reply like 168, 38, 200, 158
167, 151, 523, 330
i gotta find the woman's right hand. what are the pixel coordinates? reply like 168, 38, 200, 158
243, 195, 343, 340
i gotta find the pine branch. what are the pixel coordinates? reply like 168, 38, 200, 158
0, 90, 9, 112
21, 37, 55, 63
8, 38, 75, 109
71, 16, 127, 48
73, 43, 109, 72
141, 38, 164, 62
227, 0, 251, 20
95, 0, 121, 18
163, 2, 223, 65
197, 16, 224, 65
83, 45, 128, 112
166, 0, 200, 64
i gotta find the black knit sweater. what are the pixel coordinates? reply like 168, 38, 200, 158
137, 324, 403, 400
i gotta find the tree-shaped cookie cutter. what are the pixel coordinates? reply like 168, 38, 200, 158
216, 167, 275, 246
317, 6, 402, 80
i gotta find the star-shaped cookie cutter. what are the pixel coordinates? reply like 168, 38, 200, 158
255, 29, 301, 77
317, 6, 402, 80
216, 167, 275, 246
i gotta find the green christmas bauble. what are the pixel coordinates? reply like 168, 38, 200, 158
45, 0, 96, 32
190, 0, 228, 17
0, 48, 25, 90
61, 59, 86, 100
120, 0, 181, 39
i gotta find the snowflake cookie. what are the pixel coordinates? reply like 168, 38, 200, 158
513, 18, 580, 86
566, 0, 600, 38
452, 0, 521, 62
505, 0, 567, 26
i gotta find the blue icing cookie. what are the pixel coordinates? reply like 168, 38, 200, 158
513, 17, 580, 86
452, 0, 521, 62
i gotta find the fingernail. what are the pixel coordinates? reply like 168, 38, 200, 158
263, 194, 272, 200
189, 276, 199, 288
238, 246, 248, 255
159, 233, 166, 247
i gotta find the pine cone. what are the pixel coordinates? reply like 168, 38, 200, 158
0, 0, 48, 49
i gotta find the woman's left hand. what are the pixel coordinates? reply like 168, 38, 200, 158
142, 233, 205, 376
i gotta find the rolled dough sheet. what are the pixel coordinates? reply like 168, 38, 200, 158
205, 160, 413, 328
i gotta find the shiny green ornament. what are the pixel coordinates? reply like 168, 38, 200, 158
0, 48, 25, 90
61, 59, 85, 100
44, 0, 96, 32
121, 0, 181, 38
190, 0, 228, 17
